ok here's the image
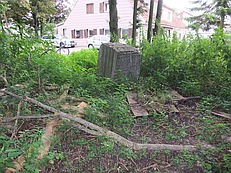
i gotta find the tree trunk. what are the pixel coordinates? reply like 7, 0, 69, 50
147, 0, 154, 42
132, 0, 138, 46
219, 9, 225, 31
153, 0, 163, 36
32, 12, 39, 37
219, 0, 228, 31
109, 0, 118, 42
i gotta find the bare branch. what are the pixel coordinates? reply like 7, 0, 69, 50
1, 114, 54, 123
1, 89, 213, 151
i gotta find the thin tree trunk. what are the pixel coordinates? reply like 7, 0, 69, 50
32, 13, 39, 37
132, 0, 138, 46
219, 12, 225, 31
109, 0, 118, 42
153, 0, 163, 36
147, 0, 154, 42
219, 0, 227, 31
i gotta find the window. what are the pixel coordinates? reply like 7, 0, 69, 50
100, 28, 104, 35
167, 30, 171, 37
100, 2, 104, 13
63, 28, 67, 36
84, 29, 88, 38
89, 30, 94, 36
86, 3, 94, 14
76, 30, 80, 38
105, 29, 110, 35
93, 29, 97, 35
104, 2, 108, 12
99, 2, 108, 13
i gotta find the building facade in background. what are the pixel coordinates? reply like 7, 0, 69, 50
55, 0, 188, 45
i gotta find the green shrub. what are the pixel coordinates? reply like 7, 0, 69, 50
0, 24, 54, 87
140, 30, 231, 102
68, 49, 98, 69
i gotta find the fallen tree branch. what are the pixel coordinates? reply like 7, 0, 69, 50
211, 111, 231, 120
170, 90, 201, 101
1, 89, 211, 151
174, 96, 201, 101
1, 114, 54, 123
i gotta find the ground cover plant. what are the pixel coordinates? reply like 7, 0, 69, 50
0, 26, 231, 172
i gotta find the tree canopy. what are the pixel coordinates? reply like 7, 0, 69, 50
188, 0, 231, 31
2, 0, 69, 36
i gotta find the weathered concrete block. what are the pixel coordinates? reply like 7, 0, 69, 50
98, 43, 140, 80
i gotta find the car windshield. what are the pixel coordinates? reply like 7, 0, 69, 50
102, 36, 110, 41
42, 35, 56, 39
57, 35, 69, 39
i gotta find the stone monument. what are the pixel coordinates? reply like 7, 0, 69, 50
98, 43, 140, 81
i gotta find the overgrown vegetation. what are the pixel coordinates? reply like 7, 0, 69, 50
141, 30, 231, 109
0, 25, 230, 172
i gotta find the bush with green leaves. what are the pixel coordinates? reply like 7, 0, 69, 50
68, 49, 98, 70
0, 24, 55, 87
140, 30, 231, 102
0, 24, 100, 90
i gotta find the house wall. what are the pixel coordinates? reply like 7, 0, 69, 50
162, 7, 173, 22
57, 0, 187, 45
59, 0, 137, 40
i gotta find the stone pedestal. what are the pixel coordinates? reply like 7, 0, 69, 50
98, 43, 140, 81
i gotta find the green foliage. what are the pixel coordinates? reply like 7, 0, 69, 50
1, 23, 231, 172
140, 30, 231, 104
0, 25, 100, 89
0, 128, 50, 172
0, 24, 53, 87
3, 0, 69, 36
35, 48, 98, 87
0, 135, 23, 169
110, 32, 119, 42
68, 49, 98, 69
188, 0, 231, 31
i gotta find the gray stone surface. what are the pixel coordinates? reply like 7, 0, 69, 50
98, 43, 140, 81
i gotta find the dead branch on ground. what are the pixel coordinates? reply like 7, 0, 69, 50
211, 111, 231, 121
1, 89, 213, 151
170, 90, 201, 101
1, 114, 54, 123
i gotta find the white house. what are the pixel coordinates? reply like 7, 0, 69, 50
55, 0, 187, 46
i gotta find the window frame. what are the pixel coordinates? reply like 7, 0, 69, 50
86, 3, 94, 14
